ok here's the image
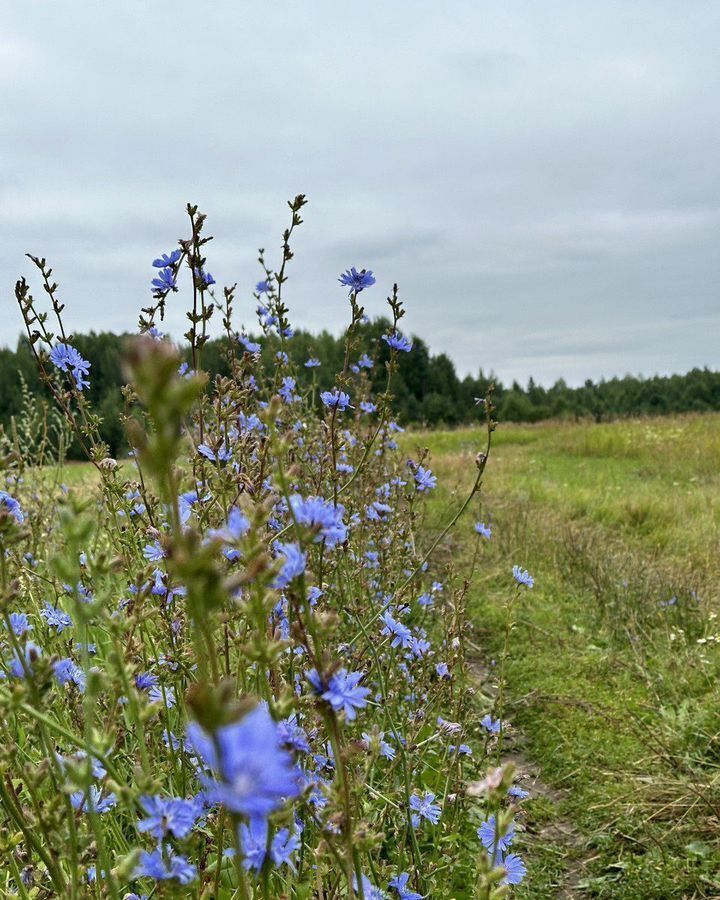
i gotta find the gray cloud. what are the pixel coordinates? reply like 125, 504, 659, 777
1, 1, 718, 385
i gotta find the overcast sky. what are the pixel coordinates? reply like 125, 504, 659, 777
2, 1, 718, 385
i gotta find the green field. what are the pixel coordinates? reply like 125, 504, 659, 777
409, 413, 720, 898
22, 414, 720, 897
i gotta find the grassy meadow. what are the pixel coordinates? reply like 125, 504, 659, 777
21, 412, 719, 897
408, 413, 720, 898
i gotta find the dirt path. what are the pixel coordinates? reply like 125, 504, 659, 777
505, 749, 590, 898
467, 652, 592, 898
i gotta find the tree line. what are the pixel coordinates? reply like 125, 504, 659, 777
1, 320, 718, 457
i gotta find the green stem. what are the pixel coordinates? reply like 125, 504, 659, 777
325, 712, 364, 900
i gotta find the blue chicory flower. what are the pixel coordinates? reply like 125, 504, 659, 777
137, 795, 202, 840
306, 668, 371, 722
49, 343, 91, 390
409, 791, 441, 826
152, 250, 182, 268
500, 852, 527, 885
151, 267, 177, 293
480, 714, 502, 734
237, 817, 300, 872
134, 848, 197, 884
0, 491, 24, 523
338, 267, 376, 294
54, 658, 86, 692
272, 542, 307, 589
512, 565, 534, 588
7, 612, 31, 636
41, 603, 73, 633
381, 611, 413, 650
382, 332, 412, 353
320, 389, 351, 412
389, 872, 423, 899
288, 495, 347, 547
70, 785, 117, 814
413, 466, 436, 491
186, 704, 301, 820
477, 815, 515, 855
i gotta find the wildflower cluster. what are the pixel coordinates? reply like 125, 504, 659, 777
3, 198, 530, 897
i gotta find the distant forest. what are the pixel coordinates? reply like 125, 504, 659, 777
1, 319, 719, 457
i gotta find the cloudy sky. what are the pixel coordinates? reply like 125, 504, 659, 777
2, 1, 718, 384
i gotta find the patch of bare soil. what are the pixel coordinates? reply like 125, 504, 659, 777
467, 655, 592, 898
504, 749, 592, 898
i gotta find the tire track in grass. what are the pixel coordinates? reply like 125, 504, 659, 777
466, 645, 592, 898
415, 443, 592, 896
